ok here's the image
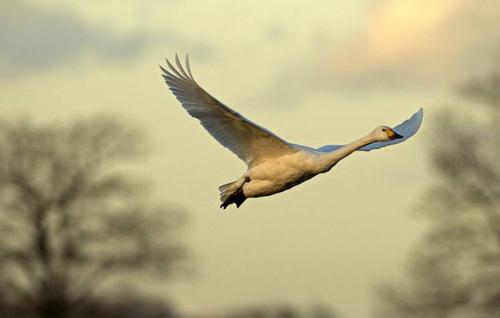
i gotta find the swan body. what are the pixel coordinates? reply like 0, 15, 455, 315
161, 55, 423, 209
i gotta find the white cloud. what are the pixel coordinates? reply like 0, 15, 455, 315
321, 0, 500, 88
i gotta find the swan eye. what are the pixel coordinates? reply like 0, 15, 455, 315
382, 128, 386, 132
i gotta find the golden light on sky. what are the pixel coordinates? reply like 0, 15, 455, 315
326, 0, 500, 88
1, 1, 499, 317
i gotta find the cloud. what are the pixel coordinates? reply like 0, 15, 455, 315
321, 0, 500, 88
0, 0, 151, 77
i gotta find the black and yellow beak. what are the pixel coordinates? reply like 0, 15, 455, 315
388, 129, 404, 140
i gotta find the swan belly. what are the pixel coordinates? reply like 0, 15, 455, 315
243, 152, 320, 198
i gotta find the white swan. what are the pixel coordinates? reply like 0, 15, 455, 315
161, 55, 423, 209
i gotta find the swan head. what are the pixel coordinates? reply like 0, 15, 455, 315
371, 126, 403, 141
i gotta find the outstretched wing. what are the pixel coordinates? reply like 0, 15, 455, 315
161, 55, 297, 166
317, 108, 423, 153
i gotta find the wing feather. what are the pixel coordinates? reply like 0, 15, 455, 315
161, 54, 296, 166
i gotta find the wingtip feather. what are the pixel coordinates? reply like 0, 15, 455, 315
166, 58, 184, 79
175, 54, 190, 79
185, 54, 195, 81
161, 54, 196, 83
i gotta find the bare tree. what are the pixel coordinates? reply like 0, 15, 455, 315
374, 61, 500, 318
0, 116, 188, 318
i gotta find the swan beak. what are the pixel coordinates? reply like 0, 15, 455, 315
388, 130, 404, 140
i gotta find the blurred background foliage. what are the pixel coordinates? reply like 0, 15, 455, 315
0, 117, 189, 318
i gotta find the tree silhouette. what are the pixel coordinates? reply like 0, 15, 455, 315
0, 116, 188, 318
375, 61, 500, 318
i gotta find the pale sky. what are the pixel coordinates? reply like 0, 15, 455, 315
1, 1, 499, 317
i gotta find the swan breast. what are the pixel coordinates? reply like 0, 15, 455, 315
243, 151, 322, 197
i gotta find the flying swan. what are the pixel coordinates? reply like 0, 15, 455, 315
161, 55, 423, 209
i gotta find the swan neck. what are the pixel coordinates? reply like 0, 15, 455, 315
326, 134, 375, 163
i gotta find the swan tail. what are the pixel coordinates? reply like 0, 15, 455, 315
219, 178, 247, 209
